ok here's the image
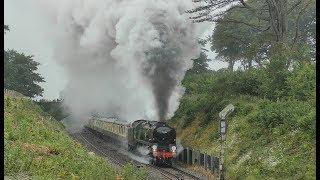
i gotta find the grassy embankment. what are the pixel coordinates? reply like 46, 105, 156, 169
4, 96, 147, 179
169, 64, 316, 179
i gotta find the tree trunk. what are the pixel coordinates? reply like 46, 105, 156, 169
266, 0, 288, 43
228, 59, 235, 71
248, 59, 253, 69
255, 57, 263, 68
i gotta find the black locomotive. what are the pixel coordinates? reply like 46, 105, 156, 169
86, 117, 177, 166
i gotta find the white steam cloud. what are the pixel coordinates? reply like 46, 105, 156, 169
39, 0, 206, 123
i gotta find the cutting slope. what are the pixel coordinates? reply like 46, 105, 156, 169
4, 96, 118, 179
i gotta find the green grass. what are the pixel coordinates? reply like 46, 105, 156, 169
169, 47, 316, 179
4, 96, 147, 179
169, 95, 316, 179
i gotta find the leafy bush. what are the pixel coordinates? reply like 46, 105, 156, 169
169, 61, 315, 179
4, 50, 45, 97
248, 100, 316, 133
286, 62, 316, 101
37, 101, 69, 121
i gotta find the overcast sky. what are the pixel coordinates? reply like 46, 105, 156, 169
4, 0, 67, 100
4, 0, 228, 100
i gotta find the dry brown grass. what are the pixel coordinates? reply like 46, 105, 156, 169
20, 143, 53, 156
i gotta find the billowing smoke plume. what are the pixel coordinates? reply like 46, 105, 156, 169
143, 22, 190, 121
40, 0, 206, 122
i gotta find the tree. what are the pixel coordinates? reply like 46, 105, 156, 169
187, 0, 315, 65
4, 50, 45, 97
206, 0, 315, 69
188, 51, 210, 74
4, 25, 9, 33
209, 2, 272, 70
4, 24, 45, 97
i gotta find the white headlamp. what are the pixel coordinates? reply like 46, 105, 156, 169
171, 145, 176, 152
152, 145, 157, 151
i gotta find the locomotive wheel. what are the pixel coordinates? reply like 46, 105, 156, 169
166, 160, 172, 167
151, 159, 158, 166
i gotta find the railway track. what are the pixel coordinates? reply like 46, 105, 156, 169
71, 129, 204, 180
152, 168, 181, 180
154, 166, 201, 180
171, 167, 202, 180
77, 133, 125, 167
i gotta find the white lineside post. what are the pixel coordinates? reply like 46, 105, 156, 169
218, 104, 234, 180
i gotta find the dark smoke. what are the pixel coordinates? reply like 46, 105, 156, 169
37, 0, 206, 123
143, 23, 183, 121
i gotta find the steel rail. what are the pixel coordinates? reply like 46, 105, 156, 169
75, 130, 202, 180
77, 133, 125, 167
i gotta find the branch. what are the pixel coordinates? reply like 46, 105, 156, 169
238, 0, 270, 21
287, 0, 303, 15
291, 0, 313, 47
239, 0, 251, 8
260, 25, 271, 32
4, 25, 10, 34
200, 48, 209, 52
209, 17, 270, 32
266, 0, 280, 41
189, 10, 211, 20
186, 4, 215, 13
186, 0, 237, 13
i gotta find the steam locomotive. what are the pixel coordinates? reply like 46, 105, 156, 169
85, 116, 177, 166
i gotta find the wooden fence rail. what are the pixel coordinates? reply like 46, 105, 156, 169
175, 147, 219, 175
